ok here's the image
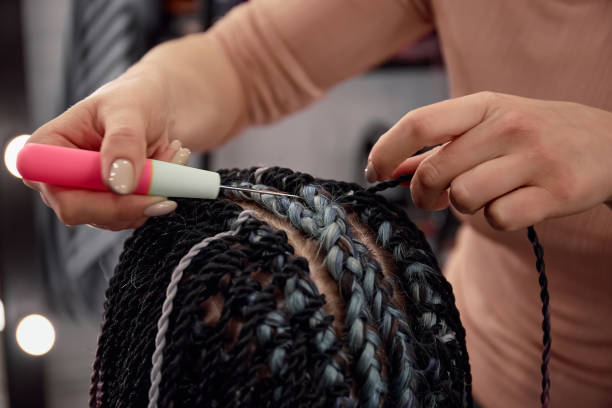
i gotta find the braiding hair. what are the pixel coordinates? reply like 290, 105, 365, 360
91, 167, 474, 408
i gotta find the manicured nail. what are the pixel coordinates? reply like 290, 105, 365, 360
108, 159, 134, 194
144, 200, 177, 217
171, 147, 191, 165
169, 139, 182, 151
365, 159, 378, 183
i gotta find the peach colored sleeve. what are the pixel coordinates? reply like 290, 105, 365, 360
209, 0, 433, 125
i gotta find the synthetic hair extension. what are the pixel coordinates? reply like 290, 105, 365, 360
148, 210, 257, 408
375, 175, 552, 408
90, 166, 546, 408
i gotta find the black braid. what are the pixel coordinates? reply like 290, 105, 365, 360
91, 167, 474, 408
527, 227, 551, 408
369, 174, 550, 408
255, 167, 470, 406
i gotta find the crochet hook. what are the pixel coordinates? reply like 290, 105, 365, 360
17, 144, 300, 200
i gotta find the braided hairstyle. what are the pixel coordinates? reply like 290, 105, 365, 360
90, 167, 473, 408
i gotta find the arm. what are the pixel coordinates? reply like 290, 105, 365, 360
139, 0, 433, 150
26, 0, 432, 230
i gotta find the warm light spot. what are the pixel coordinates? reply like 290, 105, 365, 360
0, 300, 5, 332
3, 134, 30, 178
15, 314, 55, 356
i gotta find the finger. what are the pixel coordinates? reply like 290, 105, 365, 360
391, 146, 441, 179
408, 116, 511, 210
410, 187, 450, 211
154, 139, 181, 162
40, 184, 173, 228
171, 146, 191, 165
484, 186, 556, 231
98, 107, 148, 195
149, 139, 191, 167
449, 154, 535, 214
369, 91, 495, 180
29, 100, 103, 150
23, 179, 42, 192
88, 217, 149, 232
160, 139, 191, 165
39, 192, 51, 208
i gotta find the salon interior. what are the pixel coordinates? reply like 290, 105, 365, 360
1, 0, 459, 406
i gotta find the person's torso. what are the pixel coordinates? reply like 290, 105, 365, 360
426, 1, 612, 406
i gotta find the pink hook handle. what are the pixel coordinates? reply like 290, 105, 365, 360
17, 144, 153, 194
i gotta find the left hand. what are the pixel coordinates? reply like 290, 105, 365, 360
366, 92, 612, 231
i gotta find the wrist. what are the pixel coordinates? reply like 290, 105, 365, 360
137, 34, 247, 151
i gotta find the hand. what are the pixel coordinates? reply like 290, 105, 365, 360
24, 66, 191, 231
366, 92, 612, 230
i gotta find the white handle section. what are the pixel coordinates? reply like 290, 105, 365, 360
149, 160, 220, 199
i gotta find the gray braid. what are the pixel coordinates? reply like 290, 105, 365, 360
147, 210, 255, 408
225, 185, 389, 407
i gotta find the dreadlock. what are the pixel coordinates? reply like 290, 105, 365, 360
90, 166, 476, 408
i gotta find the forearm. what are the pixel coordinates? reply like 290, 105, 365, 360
131, 0, 432, 151
136, 33, 246, 151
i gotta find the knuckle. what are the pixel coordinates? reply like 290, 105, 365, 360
496, 110, 540, 139
485, 204, 513, 231
402, 111, 431, 140
498, 110, 526, 133
416, 159, 441, 190
478, 90, 499, 105
450, 179, 476, 213
550, 170, 577, 202
107, 125, 138, 140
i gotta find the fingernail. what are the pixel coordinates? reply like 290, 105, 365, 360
169, 139, 182, 151
171, 147, 191, 165
365, 159, 378, 183
144, 200, 177, 217
108, 159, 134, 194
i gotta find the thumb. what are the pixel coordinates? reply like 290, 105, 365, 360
99, 109, 148, 195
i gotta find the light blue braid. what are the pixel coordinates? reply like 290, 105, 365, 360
361, 208, 458, 403
225, 184, 389, 408
363, 209, 457, 345
233, 184, 424, 407
147, 210, 256, 408
247, 224, 347, 401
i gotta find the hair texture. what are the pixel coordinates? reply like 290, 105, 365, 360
90, 167, 473, 408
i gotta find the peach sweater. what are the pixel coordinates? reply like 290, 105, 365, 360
209, 1, 612, 406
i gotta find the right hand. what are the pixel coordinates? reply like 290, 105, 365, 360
24, 66, 191, 231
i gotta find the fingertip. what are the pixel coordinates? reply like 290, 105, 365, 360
143, 200, 177, 217
99, 119, 147, 193
365, 157, 379, 183
108, 159, 135, 194
427, 190, 451, 211
171, 147, 190, 165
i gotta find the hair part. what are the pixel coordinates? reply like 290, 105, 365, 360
90, 167, 472, 408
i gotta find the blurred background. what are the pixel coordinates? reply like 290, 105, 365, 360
0, 0, 455, 406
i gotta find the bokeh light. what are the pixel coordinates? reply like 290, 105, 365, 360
0, 300, 5, 332
15, 314, 56, 356
3, 134, 30, 178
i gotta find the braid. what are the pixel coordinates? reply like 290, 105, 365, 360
223, 183, 425, 407
91, 167, 474, 408
148, 210, 256, 408
250, 168, 470, 406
